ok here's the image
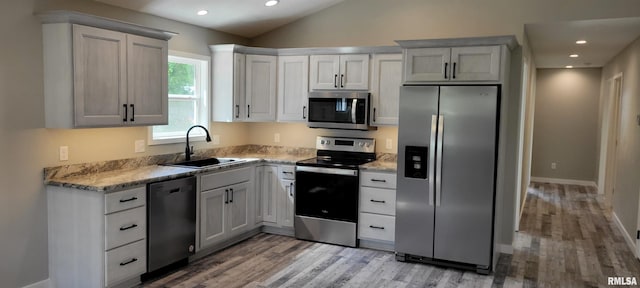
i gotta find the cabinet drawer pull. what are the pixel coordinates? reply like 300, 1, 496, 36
369, 225, 385, 230
282, 171, 293, 175
119, 197, 138, 203
370, 199, 386, 204
123, 104, 128, 122
119, 258, 138, 266
169, 188, 181, 194
370, 179, 387, 183
119, 224, 138, 231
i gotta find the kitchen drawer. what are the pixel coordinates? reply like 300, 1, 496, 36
360, 187, 396, 216
105, 239, 147, 287
360, 171, 397, 189
358, 213, 395, 242
105, 206, 146, 250
105, 186, 146, 214
279, 165, 295, 180
201, 166, 252, 191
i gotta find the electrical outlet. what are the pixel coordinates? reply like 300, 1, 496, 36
385, 138, 393, 150
551, 162, 557, 170
212, 135, 220, 145
134, 140, 145, 153
59, 146, 69, 161
636, 114, 640, 126
274, 133, 281, 143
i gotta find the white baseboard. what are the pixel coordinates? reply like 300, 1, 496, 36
22, 279, 50, 288
612, 212, 636, 256
530, 177, 597, 187
497, 244, 513, 254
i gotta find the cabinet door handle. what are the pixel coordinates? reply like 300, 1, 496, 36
247, 105, 250, 118
340, 74, 344, 88
370, 199, 386, 204
119, 224, 138, 231
373, 108, 376, 123
119, 197, 137, 203
444, 62, 448, 79
452, 62, 457, 79
334, 74, 338, 88
130, 104, 135, 122
289, 183, 294, 197
119, 258, 138, 266
123, 104, 128, 122
225, 189, 229, 204
371, 179, 387, 183
302, 106, 307, 119
235, 105, 240, 118
369, 225, 385, 230
230, 188, 234, 203
282, 171, 293, 175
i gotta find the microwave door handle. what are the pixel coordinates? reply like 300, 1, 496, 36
351, 99, 357, 124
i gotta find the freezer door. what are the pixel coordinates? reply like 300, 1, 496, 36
396, 86, 439, 258
433, 86, 498, 267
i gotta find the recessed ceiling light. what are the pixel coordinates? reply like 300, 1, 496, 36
576, 40, 587, 44
565, 65, 573, 69
197, 10, 208, 16
569, 54, 579, 58
265, 0, 279, 7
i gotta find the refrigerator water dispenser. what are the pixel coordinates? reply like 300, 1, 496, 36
404, 146, 428, 179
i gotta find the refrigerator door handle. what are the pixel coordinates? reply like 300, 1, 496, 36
429, 115, 438, 206
435, 115, 444, 206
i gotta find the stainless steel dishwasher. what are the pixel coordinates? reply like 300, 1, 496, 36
147, 176, 196, 273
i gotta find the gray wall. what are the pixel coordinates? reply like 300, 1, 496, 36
531, 68, 601, 181
601, 35, 640, 244
0, 1, 248, 287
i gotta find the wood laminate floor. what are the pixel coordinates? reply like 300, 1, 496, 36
141, 182, 640, 287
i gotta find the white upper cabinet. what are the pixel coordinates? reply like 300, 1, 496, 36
277, 55, 309, 122
309, 54, 369, 90
245, 55, 277, 122
403, 46, 500, 83
370, 54, 402, 126
42, 19, 171, 128
212, 49, 246, 122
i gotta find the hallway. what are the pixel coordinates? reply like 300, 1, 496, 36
141, 182, 640, 287
501, 182, 640, 286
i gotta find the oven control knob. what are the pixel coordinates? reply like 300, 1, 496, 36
320, 140, 325, 145
325, 140, 331, 145
364, 143, 371, 148
359, 142, 364, 147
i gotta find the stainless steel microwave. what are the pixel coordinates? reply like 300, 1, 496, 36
307, 91, 371, 130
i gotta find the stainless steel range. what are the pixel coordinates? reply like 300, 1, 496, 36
294, 136, 376, 247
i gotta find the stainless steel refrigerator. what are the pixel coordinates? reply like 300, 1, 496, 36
395, 85, 499, 274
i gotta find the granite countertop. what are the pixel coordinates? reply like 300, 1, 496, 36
44, 145, 395, 192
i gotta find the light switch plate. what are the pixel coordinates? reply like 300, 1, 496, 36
385, 139, 393, 150
59, 146, 69, 161
134, 140, 145, 153
212, 135, 220, 145
274, 133, 281, 143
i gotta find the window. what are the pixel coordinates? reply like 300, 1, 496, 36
149, 52, 210, 145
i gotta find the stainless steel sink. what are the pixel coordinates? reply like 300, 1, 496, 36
162, 157, 243, 169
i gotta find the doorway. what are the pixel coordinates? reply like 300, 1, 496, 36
603, 74, 622, 207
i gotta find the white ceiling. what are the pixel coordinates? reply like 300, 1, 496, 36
95, 0, 345, 38
526, 17, 640, 68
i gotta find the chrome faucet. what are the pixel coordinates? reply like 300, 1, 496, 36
185, 125, 212, 161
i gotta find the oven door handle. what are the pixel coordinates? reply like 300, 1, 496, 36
295, 166, 358, 176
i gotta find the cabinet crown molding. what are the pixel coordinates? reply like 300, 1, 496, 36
396, 35, 518, 50
36, 10, 177, 40
209, 44, 402, 56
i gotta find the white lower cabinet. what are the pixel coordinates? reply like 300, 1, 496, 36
199, 167, 253, 250
47, 185, 148, 288
358, 171, 397, 251
255, 165, 295, 230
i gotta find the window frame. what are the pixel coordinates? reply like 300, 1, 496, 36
148, 51, 210, 145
